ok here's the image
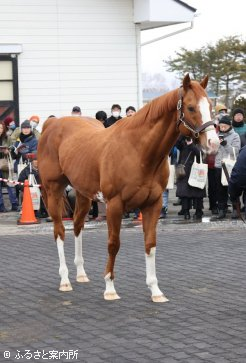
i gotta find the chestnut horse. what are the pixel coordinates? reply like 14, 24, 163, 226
38, 74, 219, 302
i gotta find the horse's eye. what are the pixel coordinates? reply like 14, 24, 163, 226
188, 106, 195, 112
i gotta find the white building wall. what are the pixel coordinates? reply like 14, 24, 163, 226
0, 0, 140, 124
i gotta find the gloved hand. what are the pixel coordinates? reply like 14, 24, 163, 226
220, 140, 227, 146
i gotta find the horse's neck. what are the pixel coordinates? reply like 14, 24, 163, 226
134, 90, 179, 166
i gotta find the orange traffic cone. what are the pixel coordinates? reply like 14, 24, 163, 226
137, 212, 143, 221
18, 180, 40, 225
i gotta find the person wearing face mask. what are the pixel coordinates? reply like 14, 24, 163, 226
4, 116, 16, 137
10, 115, 41, 142
29, 115, 41, 139
104, 104, 122, 128
213, 115, 241, 220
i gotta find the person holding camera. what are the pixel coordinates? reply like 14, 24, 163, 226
214, 115, 241, 219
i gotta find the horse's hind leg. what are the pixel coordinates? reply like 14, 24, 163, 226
104, 196, 123, 300
73, 192, 91, 283
142, 199, 169, 303
46, 182, 72, 292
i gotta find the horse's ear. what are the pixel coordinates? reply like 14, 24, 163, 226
183, 73, 191, 91
200, 75, 209, 89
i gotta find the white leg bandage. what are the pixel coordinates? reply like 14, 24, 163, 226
145, 247, 163, 297
57, 236, 71, 288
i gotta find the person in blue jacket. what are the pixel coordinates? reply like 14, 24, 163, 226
10, 120, 38, 173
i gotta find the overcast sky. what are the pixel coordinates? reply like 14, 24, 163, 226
140, 0, 245, 82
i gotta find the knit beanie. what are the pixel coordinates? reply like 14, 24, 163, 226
232, 108, 245, 118
21, 120, 31, 128
219, 115, 232, 126
29, 115, 40, 123
4, 116, 14, 127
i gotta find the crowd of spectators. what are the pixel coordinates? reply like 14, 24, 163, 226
0, 104, 245, 223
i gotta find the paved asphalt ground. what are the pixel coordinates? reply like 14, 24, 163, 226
0, 191, 246, 362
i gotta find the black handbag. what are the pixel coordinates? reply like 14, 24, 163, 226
175, 152, 192, 180
176, 164, 186, 179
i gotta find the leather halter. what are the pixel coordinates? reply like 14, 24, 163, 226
176, 88, 215, 138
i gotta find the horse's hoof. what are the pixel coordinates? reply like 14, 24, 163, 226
152, 295, 169, 303
104, 292, 121, 301
59, 283, 73, 292
76, 275, 90, 283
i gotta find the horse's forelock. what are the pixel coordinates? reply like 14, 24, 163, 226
189, 80, 208, 101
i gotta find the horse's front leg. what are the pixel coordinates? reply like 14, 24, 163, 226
142, 198, 169, 303
73, 193, 91, 283
104, 196, 123, 300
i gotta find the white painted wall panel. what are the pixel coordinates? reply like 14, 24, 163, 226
0, 0, 140, 125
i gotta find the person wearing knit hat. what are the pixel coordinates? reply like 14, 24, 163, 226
232, 107, 246, 136
215, 104, 227, 114
214, 103, 228, 126
213, 114, 241, 220
3, 116, 16, 137
218, 115, 232, 127
10, 119, 38, 174
29, 115, 40, 129
29, 115, 40, 122
21, 120, 31, 129
10, 117, 41, 142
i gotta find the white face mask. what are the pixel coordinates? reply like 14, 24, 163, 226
112, 111, 120, 118
30, 121, 38, 129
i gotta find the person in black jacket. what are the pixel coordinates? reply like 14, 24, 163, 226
176, 136, 206, 220
228, 145, 246, 216
104, 104, 122, 128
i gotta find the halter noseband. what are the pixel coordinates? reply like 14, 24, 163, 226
176, 88, 215, 138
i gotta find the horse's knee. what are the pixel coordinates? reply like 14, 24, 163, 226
54, 223, 65, 240
108, 238, 120, 256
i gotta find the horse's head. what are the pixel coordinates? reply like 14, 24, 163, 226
177, 74, 219, 154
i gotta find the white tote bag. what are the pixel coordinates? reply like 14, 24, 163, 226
28, 174, 41, 210
188, 153, 208, 189
221, 148, 236, 186
17, 156, 26, 176
166, 158, 175, 190
6, 153, 17, 188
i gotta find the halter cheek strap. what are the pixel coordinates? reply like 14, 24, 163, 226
176, 88, 215, 138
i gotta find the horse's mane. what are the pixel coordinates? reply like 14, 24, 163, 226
114, 88, 179, 132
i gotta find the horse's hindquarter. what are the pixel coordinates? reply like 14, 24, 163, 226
38, 117, 105, 197
59, 122, 106, 196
